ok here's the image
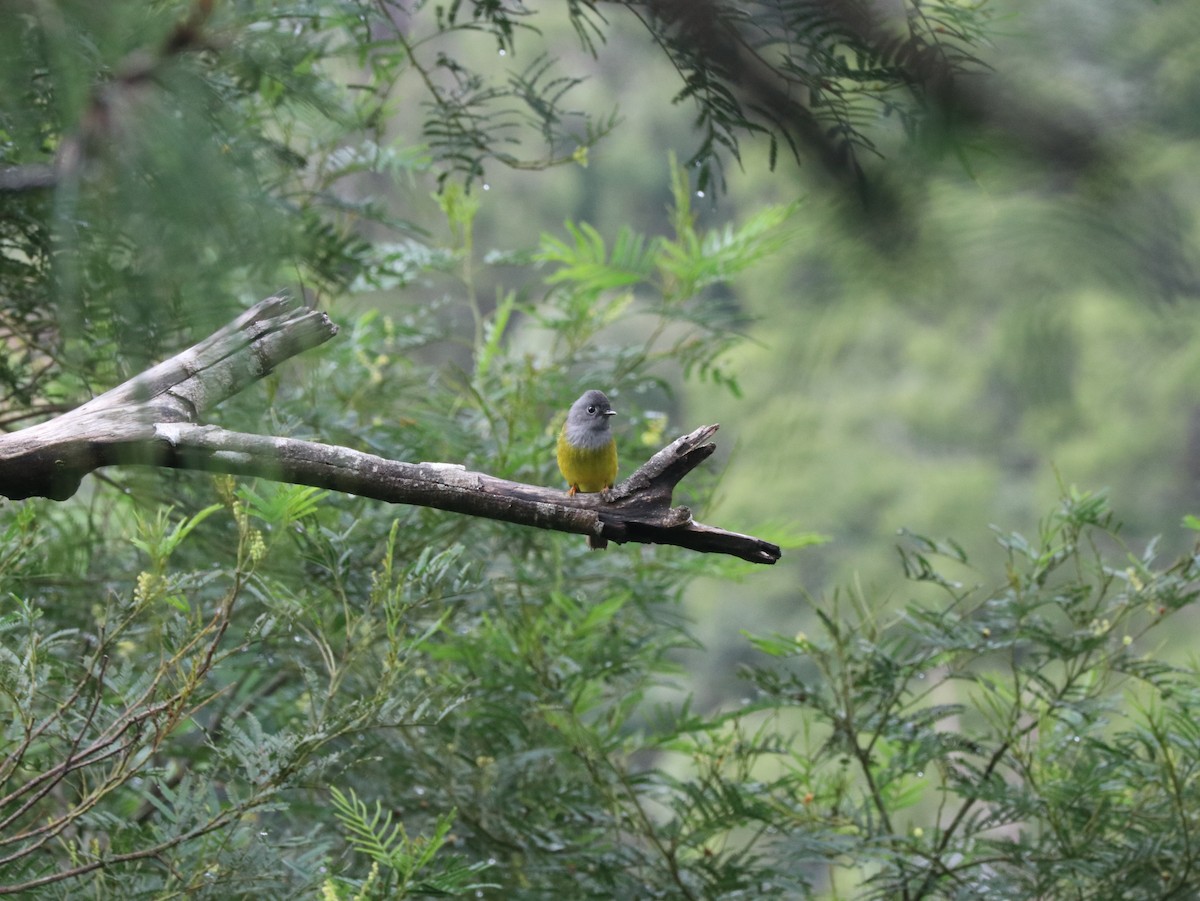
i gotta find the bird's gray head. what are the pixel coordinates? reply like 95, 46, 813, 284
564, 389, 616, 449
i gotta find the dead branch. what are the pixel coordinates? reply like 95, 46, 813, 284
0, 295, 781, 564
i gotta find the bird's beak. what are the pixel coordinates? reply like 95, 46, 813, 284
605, 410, 617, 416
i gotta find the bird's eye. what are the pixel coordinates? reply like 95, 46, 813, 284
586, 405, 597, 414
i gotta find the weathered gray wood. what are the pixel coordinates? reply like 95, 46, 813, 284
0, 295, 781, 563
0, 295, 337, 500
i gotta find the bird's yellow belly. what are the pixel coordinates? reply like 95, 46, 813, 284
556, 435, 617, 492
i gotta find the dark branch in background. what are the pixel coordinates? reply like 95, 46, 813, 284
628, 0, 1200, 295
814, 0, 1106, 175
0, 295, 781, 565
635, 0, 876, 199
634, 0, 1108, 201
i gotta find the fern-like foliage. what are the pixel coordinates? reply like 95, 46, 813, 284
623, 0, 994, 192
350, 0, 994, 193
663, 488, 1200, 899
327, 787, 497, 898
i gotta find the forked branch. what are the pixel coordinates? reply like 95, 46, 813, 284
0, 295, 781, 564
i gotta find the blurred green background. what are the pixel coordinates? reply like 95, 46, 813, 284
362, 0, 1200, 691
